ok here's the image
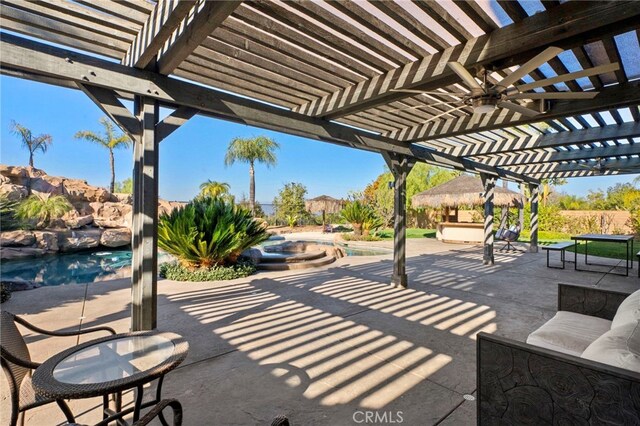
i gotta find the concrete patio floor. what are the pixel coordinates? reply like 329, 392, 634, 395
2, 238, 638, 425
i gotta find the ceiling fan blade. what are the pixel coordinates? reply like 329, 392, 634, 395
514, 63, 620, 92
384, 101, 457, 113
496, 46, 564, 89
447, 62, 483, 91
390, 89, 467, 96
420, 105, 468, 124
507, 92, 598, 100
498, 101, 540, 117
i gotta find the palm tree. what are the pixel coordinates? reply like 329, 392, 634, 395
10, 120, 53, 168
75, 117, 132, 193
199, 180, 231, 198
224, 136, 279, 214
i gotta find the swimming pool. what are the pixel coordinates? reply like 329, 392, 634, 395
260, 239, 392, 256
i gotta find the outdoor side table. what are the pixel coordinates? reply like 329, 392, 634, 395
32, 331, 188, 426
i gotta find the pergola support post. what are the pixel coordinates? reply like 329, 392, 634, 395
131, 96, 159, 331
481, 174, 496, 265
383, 152, 415, 288
529, 183, 540, 253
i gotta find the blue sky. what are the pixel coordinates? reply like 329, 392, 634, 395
0, 75, 636, 203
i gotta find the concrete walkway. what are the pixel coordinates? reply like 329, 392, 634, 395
2, 238, 638, 425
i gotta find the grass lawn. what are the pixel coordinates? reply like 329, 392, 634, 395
378, 228, 436, 239
379, 227, 638, 261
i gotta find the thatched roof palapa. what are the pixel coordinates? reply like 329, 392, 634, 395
305, 195, 345, 214
412, 175, 524, 209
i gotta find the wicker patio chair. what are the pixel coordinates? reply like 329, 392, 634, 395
0, 311, 116, 426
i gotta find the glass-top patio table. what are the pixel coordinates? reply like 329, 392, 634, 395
32, 331, 188, 426
571, 234, 635, 277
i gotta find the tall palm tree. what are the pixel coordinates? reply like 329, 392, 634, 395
199, 180, 231, 198
224, 136, 279, 214
75, 117, 132, 193
10, 120, 52, 168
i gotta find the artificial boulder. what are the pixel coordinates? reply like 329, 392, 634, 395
67, 214, 94, 229
0, 247, 47, 260
100, 228, 131, 247
0, 230, 36, 247
33, 231, 59, 252
0, 183, 28, 200
63, 178, 111, 203
59, 229, 102, 252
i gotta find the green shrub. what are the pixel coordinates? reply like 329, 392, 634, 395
341, 201, 383, 236
16, 194, 72, 228
0, 195, 21, 231
342, 233, 381, 242
628, 209, 640, 236
1, 283, 11, 303
158, 197, 269, 268
159, 261, 256, 281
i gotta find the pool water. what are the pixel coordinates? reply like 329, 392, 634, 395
1, 250, 136, 286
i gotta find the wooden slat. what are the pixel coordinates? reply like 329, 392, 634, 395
413, 1, 475, 42
474, 142, 640, 167
451, 0, 498, 33
294, 1, 640, 119
123, 0, 196, 69
389, 82, 640, 142
509, 157, 640, 175
435, 121, 640, 157
0, 33, 539, 184
73, 0, 150, 25
35, 0, 139, 34
157, 0, 241, 75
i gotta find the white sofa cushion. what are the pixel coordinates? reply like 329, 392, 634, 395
526, 311, 612, 357
581, 321, 640, 373
611, 289, 640, 329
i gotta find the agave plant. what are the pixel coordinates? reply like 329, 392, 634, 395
158, 197, 270, 268
362, 214, 384, 236
16, 194, 72, 228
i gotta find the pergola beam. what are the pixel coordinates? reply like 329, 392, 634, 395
0, 33, 538, 184
527, 168, 640, 179
435, 121, 640, 158
293, 1, 640, 119
123, 0, 196, 69
156, 1, 241, 75
475, 140, 640, 167
391, 82, 640, 142
507, 157, 640, 175
77, 83, 141, 138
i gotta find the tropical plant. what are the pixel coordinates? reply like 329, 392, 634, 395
225, 136, 279, 214
362, 214, 384, 236
75, 117, 132, 193
157, 197, 269, 269
273, 182, 309, 226
114, 178, 133, 194
341, 201, 375, 236
0, 195, 22, 231
10, 120, 53, 168
286, 214, 298, 229
16, 194, 72, 228
199, 180, 231, 199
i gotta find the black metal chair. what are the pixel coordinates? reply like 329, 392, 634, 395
0, 311, 116, 426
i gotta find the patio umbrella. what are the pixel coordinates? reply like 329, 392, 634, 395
305, 195, 345, 229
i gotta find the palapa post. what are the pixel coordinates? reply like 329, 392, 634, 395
481, 174, 496, 265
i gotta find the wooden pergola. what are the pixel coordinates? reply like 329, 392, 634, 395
1, 0, 638, 330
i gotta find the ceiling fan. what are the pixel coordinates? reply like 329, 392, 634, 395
577, 158, 638, 176
389, 47, 619, 124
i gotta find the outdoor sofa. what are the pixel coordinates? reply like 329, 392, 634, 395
477, 283, 640, 424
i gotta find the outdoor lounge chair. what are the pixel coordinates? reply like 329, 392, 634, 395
0, 311, 116, 426
477, 284, 640, 424
495, 224, 521, 251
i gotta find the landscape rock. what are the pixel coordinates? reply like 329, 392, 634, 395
0, 182, 28, 200
63, 178, 111, 203
93, 202, 133, 228
67, 214, 94, 229
0, 230, 36, 247
33, 231, 59, 251
100, 228, 131, 247
112, 193, 133, 204
0, 247, 47, 260
58, 229, 102, 252
0, 165, 31, 185
30, 175, 64, 196
240, 248, 263, 265
1, 279, 41, 292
